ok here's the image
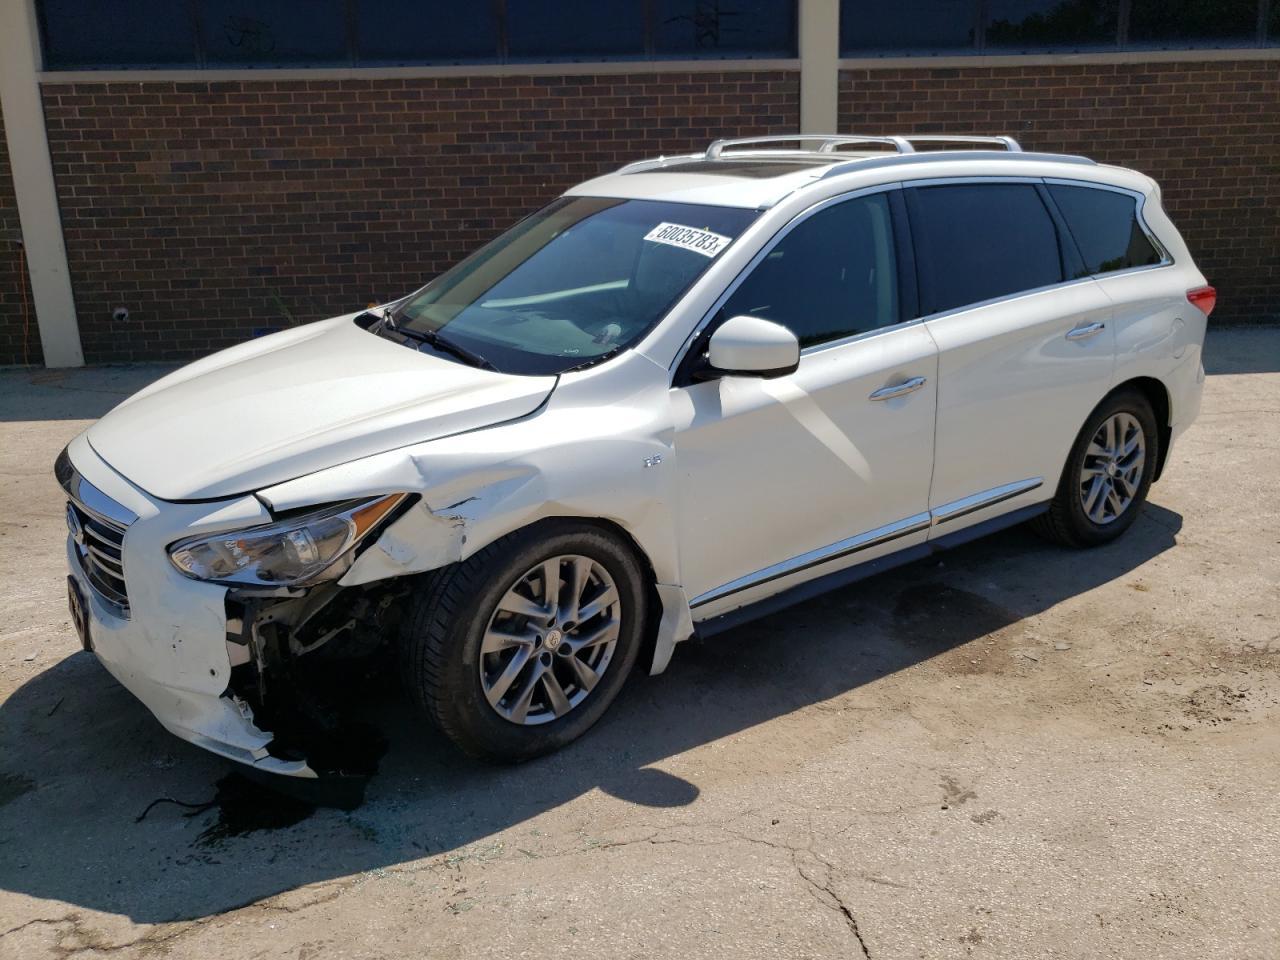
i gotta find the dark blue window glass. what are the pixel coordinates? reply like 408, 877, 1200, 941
908, 184, 1063, 314
39, 0, 197, 69
985, 0, 1120, 51
356, 1, 500, 64
1048, 185, 1162, 275
199, 0, 348, 66
506, 0, 645, 60
1128, 0, 1259, 48
840, 0, 976, 55
654, 0, 797, 57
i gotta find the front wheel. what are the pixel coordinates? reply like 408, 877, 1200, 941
399, 521, 647, 762
1032, 388, 1159, 547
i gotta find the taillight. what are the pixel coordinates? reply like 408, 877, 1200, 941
1187, 285, 1216, 317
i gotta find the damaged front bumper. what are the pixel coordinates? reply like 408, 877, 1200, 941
67, 537, 317, 778
61, 437, 319, 778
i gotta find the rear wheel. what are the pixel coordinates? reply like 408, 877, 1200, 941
400, 521, 646, 762
1032, 388, 1159, 547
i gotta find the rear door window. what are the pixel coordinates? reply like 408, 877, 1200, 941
1048, 184, 1164, 276
907, 183, 1064, 315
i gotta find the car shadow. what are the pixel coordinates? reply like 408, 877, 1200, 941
0, 504, 1182, 923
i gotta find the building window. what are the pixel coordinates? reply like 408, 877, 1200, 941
985, 0, 1120, 52
1127, 0, 1260, 48
199, 0, 349, 67
355, 1, 501, 65
506, 0, 646, 60
37, 0, 797, 70
38, 0, 199, 69
840, 0, 977, 56
655, 0, 798, 58
840, 0, 1276, 55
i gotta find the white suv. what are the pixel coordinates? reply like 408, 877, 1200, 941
58, 134, 1213, 774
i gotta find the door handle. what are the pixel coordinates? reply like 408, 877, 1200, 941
1066, 321, 1106, 341
869, 376, 927, 401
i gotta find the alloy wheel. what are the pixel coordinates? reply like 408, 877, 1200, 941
1078, 411, 1145, 525
479, 555, 621, 725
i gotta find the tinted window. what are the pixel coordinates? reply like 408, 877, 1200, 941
654, 0, 797, 58
721, 193, 900, 348
841, 0, 975, 54
200, 0, 348, 66
507, 0, 645, 59
356, 1, 499, 64
985, 0, 1120, 51
1129, 0, 1259, 47
908, 184, 1063, 314
40, 0, 789, 68
39, 0, 197, 68
1049, 185, 1163, 275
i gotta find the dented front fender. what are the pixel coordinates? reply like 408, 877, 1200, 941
256, 351, 696, 672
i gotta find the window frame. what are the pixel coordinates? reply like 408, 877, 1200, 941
1040, 178, 1174, 281
671, 183, 918, 387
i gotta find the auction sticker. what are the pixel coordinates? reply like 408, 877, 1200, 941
643, 222, 731, 258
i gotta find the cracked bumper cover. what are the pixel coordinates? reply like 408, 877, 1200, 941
61, 436, 316, 778
68, 537, 315, 778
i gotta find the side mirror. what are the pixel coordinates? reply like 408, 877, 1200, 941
704, 315, 800, 379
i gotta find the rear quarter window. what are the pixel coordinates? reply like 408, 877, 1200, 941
1048, 185, 1165, 277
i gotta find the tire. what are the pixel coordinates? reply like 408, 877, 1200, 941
1032, 388, 1159, 548
399, 519, 647, 762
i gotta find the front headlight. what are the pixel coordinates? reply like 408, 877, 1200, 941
168, 494, 408, 586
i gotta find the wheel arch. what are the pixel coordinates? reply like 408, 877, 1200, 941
500, 515, 684, 678
1111, 376, 1173, 482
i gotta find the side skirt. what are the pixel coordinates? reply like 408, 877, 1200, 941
694, 502, 1049, 641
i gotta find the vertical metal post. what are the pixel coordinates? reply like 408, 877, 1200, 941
799, 0, 839, 133
0, 0, 83, 366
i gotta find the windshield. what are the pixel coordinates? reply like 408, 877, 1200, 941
390, 197, 759, 375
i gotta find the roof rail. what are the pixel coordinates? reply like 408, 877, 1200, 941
704, 133, 1022, 159
705, 134, 912, 158
817, 149, 1094, 181
897, 134, 1022, 153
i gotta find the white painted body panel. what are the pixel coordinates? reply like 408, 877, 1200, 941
86, 314, 556, 501
670, 322, 938, 611
924, 280, 1115, 526
58, 146, 1210, 773
62, 435, 312, 775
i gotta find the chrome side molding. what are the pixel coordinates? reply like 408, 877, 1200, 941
930, 477, 1043, 526
690, 512, 932, 608
692, 477, 1043, 609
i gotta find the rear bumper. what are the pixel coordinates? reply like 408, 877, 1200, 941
61, 436, 316, 778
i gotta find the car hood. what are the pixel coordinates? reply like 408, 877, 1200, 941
86, 316, 556, 501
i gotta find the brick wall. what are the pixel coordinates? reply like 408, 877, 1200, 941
840, 59, 1280, 325
40, 72, 798, 364
0, 106, 42, 366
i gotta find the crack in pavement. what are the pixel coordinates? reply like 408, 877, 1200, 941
793, 851, 873, 959
586, 814, 875, 959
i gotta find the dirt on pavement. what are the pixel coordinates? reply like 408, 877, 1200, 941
0, 328, 1277, 959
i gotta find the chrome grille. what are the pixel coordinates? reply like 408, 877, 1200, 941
56, 448, 135, 617
69, 501, 129, 611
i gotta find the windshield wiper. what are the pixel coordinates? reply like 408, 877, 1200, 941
394, 325, 497, 372
366, 305, 496, 371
